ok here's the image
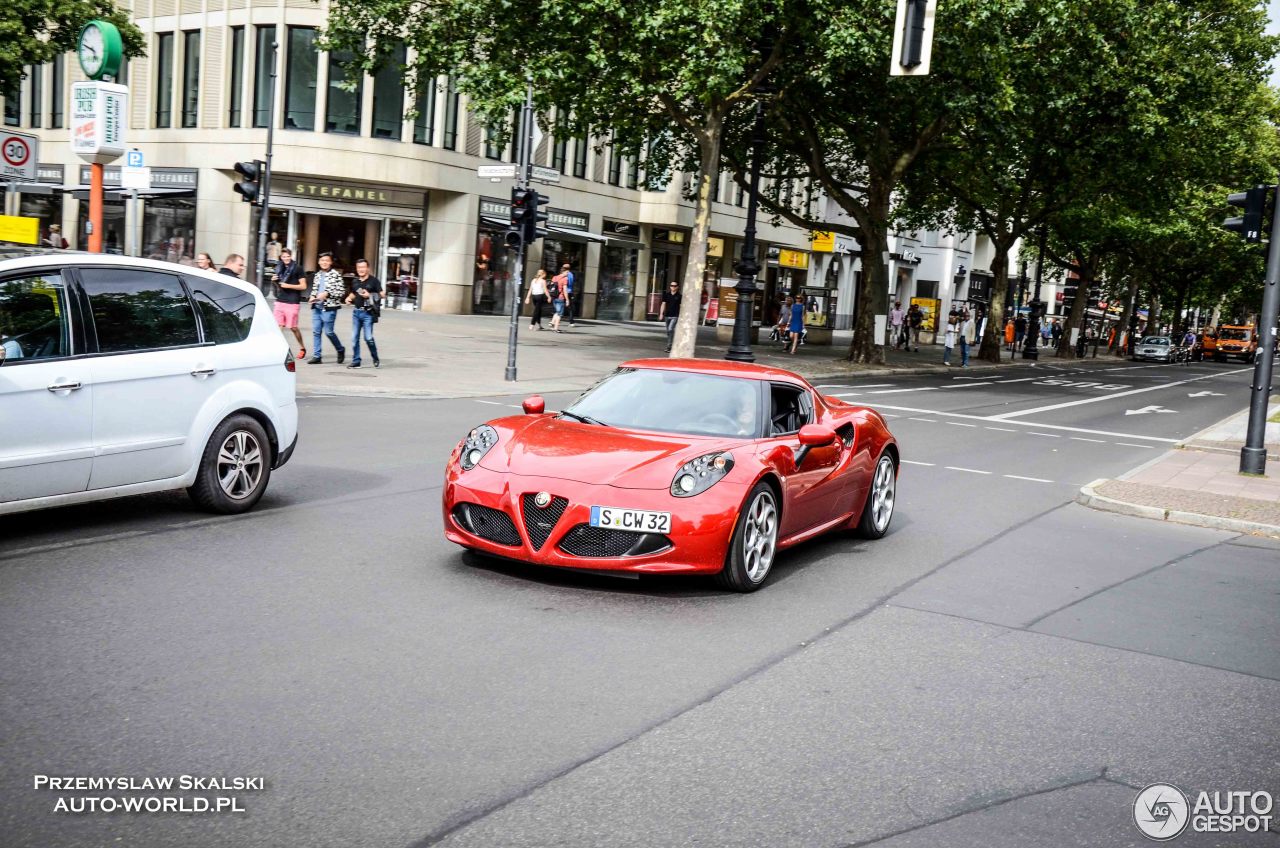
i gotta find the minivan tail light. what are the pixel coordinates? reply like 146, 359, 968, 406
284, 351, 296, 373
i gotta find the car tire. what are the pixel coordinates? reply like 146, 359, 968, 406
187, 414, 273, 514
856, 452, 897, 539
716, 482, 779, 593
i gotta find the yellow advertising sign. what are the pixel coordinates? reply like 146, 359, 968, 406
778, 249, 809, 269
810, 231, 835, 252
910, 297, 940, 333
707, 237, 724, 258
0, 215, 39, 245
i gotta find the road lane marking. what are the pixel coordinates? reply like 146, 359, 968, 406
946, 466, 992, 475
474, 400, 503, 405
1071, 437, 1106, 443
1005, 474, 1053, 483
869, 387, 939, 394
866, 404, 1180, 443
989, 367, 1251, 420
940, 381, 995, 389
830, 392, 863, 397
985, 426, 1017, 432
946, 422, 977, 427
1027, 432, 1060, 438
1116, 442, 1155, 449
902, 460, 935, 466
908, 417, 938, 423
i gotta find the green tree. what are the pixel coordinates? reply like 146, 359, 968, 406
0, 0, 144, 89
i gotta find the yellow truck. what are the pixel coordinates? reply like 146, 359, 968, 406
1214, 324, 1257, 362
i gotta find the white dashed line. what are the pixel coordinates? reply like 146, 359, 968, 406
946, 422, 977, 428
908, 417, 938, 423
985, 426, 1017, 432
1004, 474, 1054, 483
474, 400, 503, 405
1116, 442, 1155, 449
901, 460, 935, 466
940, 381, 995, 389
1071, 437, 1106, 443
946, 466, 992, 475
869, 387, 939, 394
1027, 432, 1060, 438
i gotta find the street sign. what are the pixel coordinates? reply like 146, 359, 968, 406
477, 164, 516, 179
120, 165, 151, 190
531, 165, 561, 184
0, 131, 39, 181
71, 81, 128, 163
126, 149, 143, 168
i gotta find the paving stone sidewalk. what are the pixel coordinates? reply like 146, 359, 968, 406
1079, 404, 1280, 538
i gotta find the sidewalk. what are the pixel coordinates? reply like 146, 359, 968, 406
1078, 403, 1280, 538
291, 308, 1069, 399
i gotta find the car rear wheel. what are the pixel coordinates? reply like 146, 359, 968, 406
716, 482, 778, 592
188, 414, 272, 514
856, 453, 897, 539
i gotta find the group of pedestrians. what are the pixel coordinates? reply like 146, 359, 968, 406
525, 263, 577, 332
1005, 315, 1061, 351
889, 301, 924, 352
942, 306, 977, 366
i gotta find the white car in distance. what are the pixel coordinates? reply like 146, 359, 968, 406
0, 253, 298, 516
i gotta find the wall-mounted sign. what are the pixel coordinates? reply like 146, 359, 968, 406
481, 198, 587, 230
71, 81, 127, 164
0, 215, 40, 245
290, 179, 423, 208
80, 165, 198, 187
778, 248, 809, 269
967, 272, 992, 304
603, 220, 639, 237
653, 228, 686, 245
707, 237, 725, 258
36, 164, 64, 183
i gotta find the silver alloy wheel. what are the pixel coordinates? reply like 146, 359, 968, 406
217, 430, 264, 500
871, 455, 896, 532
742, 489, 778, 583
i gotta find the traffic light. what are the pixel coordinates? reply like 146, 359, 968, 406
1223, 185, 1268, 243
524, 191, 550, 244
233, 160, 263, 204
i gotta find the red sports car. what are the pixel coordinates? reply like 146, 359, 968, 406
442, 359, 899, 591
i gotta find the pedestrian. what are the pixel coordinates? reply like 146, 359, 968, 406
943, 316, 957, 365
344, 258, 381, 369
788, 294, 805, 354
890, 300, 906, 349
1051, 320, 1062, 344
1041, 320, 1052, 345
549, 266, 569, 333
219, 254, 245, 279
43, 224, 69, 249
907, 303, 923, 351
660, 280, 682, 352
960, 309, 975, 367
1014, 314, 1027, 350
307, 251, 346, 364
525, 268, 549, 329
1004, 317, 1015, 350
559, 263, 577, 325
273, 247, 308, 360
195, 252, 214, 271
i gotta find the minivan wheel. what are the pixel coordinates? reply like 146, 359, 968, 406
188, 414, 273, 514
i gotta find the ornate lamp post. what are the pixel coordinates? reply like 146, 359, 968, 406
726, 97, 768, 362
1023, 227, 1046, 359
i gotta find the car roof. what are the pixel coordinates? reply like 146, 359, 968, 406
621, 358, 810, 385
0, 252, 260, 298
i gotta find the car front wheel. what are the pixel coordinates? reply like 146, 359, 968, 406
188, 414, 273, 514
856, 453, 897, 539
716, 482, 779, 592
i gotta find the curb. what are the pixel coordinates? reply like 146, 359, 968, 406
1076, 479, 1280, 539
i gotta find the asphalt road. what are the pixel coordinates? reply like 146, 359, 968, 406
1, 356, 1276, 848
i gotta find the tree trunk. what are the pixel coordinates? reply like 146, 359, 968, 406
978, 242, 1011, 362
846, 184, 892, 364
1055, 256, 1093, 359
1110, 275, 1139, 356
669, 118, 722, 359
1147, 293, 1162, 335
1169, 279, 1190, 337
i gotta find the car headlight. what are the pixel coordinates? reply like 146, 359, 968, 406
458, 425, 499, 470
670, 451, 735, 498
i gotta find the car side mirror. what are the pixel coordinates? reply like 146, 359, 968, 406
522, 395, 545, 415
798, 424, 837, 447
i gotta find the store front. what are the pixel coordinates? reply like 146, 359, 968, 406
71, 166, 199, 260
647, 227, 687, 319
596, 220, 643, 321
476, 199, 599, 316
16, 165, 66, 246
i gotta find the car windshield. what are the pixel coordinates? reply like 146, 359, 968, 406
1141, 337, 1170, 346
1219, 329, 1250, 340
563, 368, 762, 438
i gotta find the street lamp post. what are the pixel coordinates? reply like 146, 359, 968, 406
725, 98, 768, 363
1023, 227, 1046, 359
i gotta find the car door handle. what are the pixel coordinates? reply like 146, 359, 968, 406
47, 381, 83, 392
190, 367, 217, 378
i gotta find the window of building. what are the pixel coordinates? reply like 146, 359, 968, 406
155, 32, 175, 128
552, 136, 566, 173
285, 27, 317, 130
0, 273, 71, 362
80, 268, 200, 353
607, 144, 621, 186
572, 138, 587, 178
228, 27, 245, 127
181, 31, 200, 129
441, 76, 459, 149
412, 77, 435, 145
626, 156, 639, 190
50, 55, 64, 128
142, 197, 197, 265
28, 65, 42, 128
736, 181, 745, 207
325, 50, 362, 134
5, 78, 20, 126
371, 43, 405, 139
253, 25, 276, 128
484, 124, 502, 160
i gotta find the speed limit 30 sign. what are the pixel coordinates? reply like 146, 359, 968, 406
1, 131, 40, 181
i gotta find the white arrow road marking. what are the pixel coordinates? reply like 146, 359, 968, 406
1188, 390, 1225, 397
989, 366, 1251, 419
1124, 405, 1177, 415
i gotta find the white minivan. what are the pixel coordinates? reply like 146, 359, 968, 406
0, 253, 298, 515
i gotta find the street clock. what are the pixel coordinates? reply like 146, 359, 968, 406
78, 21, 124, 81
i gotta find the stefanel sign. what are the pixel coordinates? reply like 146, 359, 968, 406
71, 82, 127, 163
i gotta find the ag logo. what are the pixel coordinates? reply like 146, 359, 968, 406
1134, 783, 1190, 840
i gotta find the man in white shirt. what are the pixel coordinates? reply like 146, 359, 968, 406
890, 301, 906, 349
960, 309, 976, 367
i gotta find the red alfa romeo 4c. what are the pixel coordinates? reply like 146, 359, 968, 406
443, 359, 899, 591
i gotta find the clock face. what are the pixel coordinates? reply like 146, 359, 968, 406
79, 25, 106, 77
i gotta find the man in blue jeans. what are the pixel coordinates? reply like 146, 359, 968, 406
344, 258, 382, 368
307, 251, 346, 364
559, 262, 576, 325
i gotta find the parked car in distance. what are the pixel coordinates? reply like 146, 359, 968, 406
1215, 325, 1257, 362
0, 253, 298, 516
1132, 335, 1175, 362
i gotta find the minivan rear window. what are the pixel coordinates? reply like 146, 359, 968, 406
80, 268, 200, 353
186, 277, 255, 343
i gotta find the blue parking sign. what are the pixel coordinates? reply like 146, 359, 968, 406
126, 149, 143, 168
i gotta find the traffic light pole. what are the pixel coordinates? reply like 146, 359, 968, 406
505, 80, 534, 382
254, 38, 278, 292
1240, 183, 1280, 475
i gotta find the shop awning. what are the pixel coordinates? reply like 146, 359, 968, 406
602, 233, 645, 250
66, 186, 197, 200
12, 182, 62, 195
548, 224, 606, 244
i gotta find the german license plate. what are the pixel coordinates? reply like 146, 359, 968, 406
589, 506, 671, 534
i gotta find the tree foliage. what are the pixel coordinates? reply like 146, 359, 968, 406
0, 0, 144, 89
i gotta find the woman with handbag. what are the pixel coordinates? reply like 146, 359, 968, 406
345, 258, 382, 368
525, 268, 549, 329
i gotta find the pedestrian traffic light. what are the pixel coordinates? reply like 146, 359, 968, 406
1223, 185, 1268, 243
233, 160, 263, 204
524, 191, 550, 244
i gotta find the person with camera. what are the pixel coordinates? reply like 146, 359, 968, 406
345, 258, 382, 368
273, 247, 308, 360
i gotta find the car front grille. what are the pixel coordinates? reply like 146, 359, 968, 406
557, 524, 672, 558
452, 503, 521, 547
520, 494, 568, 551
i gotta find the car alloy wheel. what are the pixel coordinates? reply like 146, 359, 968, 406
742, 488, 778, 583
870, 455, 895, 533
217, 430, 264, 500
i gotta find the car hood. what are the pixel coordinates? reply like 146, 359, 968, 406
481, 416, 739, 489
